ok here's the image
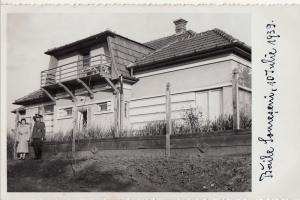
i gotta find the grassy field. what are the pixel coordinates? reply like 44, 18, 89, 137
7, 153, 251, 192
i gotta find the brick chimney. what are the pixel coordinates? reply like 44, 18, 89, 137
173, 18, 188, 34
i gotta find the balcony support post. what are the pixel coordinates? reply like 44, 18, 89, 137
104, 77, 118, 92
58, 82, 77, 102
40, 87, 56, 103
103, 76, 120, 137
57, 82, 78, 152
76, 78, 94, 99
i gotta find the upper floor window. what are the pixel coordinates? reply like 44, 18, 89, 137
81, 52, 90, 67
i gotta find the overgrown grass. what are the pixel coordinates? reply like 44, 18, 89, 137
42, 107, 251, 142
81, 126, 115, 139
240, 112, 252, 129
134, 121, 166, 137
47, 130, 73, 143
47, 126, 116, 143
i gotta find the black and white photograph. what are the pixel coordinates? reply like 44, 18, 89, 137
0, 3, 298, 199
5, 11, 252, 192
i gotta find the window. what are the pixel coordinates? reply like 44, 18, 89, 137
65, 108, 73, 116
195, 89, 222, 121
125, 101, 129, 117
59, 107, 73, 118
97, 101, 112, 112
81, 51, 90, 67
44, 105, 54, 114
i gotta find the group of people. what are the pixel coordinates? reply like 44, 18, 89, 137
15, 114, 46, 160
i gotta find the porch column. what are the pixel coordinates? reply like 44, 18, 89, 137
119, 75, 124, 133
114, 91, 120, 138
103, 76, 120, 137
87, 105, 92, 130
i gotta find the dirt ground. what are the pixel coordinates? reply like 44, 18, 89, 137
7, 153, 251, 192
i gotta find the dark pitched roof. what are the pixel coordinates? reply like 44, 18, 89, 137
144, 30, 196, 50
45, 30, 152, 57
13, 89, 50, 105
11, 106, 25, 113
132, 28, 251, 69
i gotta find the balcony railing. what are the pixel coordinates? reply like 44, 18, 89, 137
41, 54, 112, 87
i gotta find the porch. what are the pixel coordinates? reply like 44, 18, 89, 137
40, 54, 112, 89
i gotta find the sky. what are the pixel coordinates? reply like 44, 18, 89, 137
6, 13, 250, 129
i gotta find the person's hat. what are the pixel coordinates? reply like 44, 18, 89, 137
34, 114, 43, 118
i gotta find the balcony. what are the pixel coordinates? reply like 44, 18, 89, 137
41, 54, 112, 87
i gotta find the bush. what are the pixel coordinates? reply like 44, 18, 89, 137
180, 107, 234, 134
181, 107, 203, 133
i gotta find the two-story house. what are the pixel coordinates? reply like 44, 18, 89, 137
12, 18, 251, 137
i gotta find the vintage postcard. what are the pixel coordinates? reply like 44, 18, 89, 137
0, 2, 299, 200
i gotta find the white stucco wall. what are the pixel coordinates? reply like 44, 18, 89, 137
132, 59, 233, 99
126, 58, 236, 129
54, 89, 115, 134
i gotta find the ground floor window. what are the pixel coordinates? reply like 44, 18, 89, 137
44, 104, 54, 114
195, 89, 222, 121
58, 107, 73, 118
97, 101, 112, 112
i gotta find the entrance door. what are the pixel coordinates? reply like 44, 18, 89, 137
78, 109, 88, 132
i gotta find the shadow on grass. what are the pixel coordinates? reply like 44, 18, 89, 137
7, 158, 132, 192
72, 165, 132, 191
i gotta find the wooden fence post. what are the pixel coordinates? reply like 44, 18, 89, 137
165, 82, 171, 157
232, 68, 240, 130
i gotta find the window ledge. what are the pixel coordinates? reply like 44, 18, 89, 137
57, 116, 73, 120
94, 110, 113, 115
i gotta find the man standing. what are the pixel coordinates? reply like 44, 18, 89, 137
31, 114, 46, 160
